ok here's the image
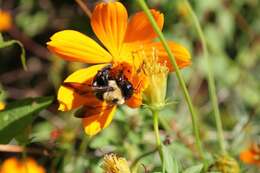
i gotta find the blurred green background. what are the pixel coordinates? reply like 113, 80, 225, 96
0, 0, 259, 172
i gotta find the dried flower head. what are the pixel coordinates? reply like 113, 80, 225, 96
101, 153, 131, 173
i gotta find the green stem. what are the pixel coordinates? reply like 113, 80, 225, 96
152, 110, 165, 173
184, 0, 226, 154
0, 34, 27, 70
78, 135, 89, 156
137, 0, 204, 159
130, 148, 157, 173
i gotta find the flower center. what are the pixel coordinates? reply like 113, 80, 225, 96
92, 64, 134, 105
136, 47, 169, 110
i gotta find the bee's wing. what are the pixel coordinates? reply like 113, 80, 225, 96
75, 104, 115, 118
62, 82, 113, 96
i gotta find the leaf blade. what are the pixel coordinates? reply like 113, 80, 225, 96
0, 96, 53, 143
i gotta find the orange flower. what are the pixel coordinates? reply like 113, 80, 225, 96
0, 157, 46, 173
240, 143, 260, 166
0, 101, 5, 111
0, 10, 12, 32
47, 2, 191, 136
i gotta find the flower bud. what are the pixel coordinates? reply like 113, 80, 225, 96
141, 48, 169, 110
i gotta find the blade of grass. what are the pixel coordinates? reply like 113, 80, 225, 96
183, 0, 226, 154
136, 0, 205, 160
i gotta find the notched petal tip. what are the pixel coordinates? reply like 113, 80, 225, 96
91, 1, 128, 58
83, 105, 117, 136
124, 9, 164, 43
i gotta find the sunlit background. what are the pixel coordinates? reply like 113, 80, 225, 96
0, 0, 259, 172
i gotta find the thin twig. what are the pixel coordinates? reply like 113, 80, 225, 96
75, 0, 92, 18
130, 148, 157, 173
8, 25, 51, 60
0, 144, 51, 156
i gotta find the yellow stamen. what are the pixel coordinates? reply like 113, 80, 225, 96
101, 153, 131, 173
141, 47, 169, 110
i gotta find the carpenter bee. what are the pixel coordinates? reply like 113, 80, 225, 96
62, 64, 134, 118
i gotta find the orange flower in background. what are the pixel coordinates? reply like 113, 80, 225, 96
0, 101, 5, 111
240, 143, 260, 166
47, 2, 191, 136
0, 157, 46, 173
0, 10, 12, 32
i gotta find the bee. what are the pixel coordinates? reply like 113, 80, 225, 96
62, 64, 134, 118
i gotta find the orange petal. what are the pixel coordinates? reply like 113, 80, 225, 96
126, 70, 148, 108
58, 64, 108, 111
0, 157, 46, 173
240, 150, 257, 164
145, 41, 191, 71
0, 10, 12, 32
82, 105, 117, 136
124, 10, 164, 43
47, 30, 112, 63
91, 2, 128, 58
126, 92, 142, 108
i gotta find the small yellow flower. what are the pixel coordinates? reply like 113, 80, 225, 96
0, 157, 46, 173
209, 154, 240, 173
0, 101, 5, 111
101, 153, 131, 173
0, 10, 12, 32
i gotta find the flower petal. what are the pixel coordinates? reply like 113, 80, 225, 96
126, 70, 148, 108
124, 10, 164, 43
47, 30, 112, 63
91, 2, 128, 58
58, 64, 109, 111
82, 105, 117, 136
145, 41, 191, 71
126, 92, 142, 108
0, 10, 12, 32
239, 150, 257, 164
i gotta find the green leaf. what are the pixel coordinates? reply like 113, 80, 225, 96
183, 164, 203, 173
0, 39, 27, 70
0, 96, 53, 144
162, 145, 179, 173
0, 33, 3, 43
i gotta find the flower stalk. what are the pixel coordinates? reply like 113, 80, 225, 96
183, 0, 226, 154
137, 0, 205, 159
152, 109, 165, 172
